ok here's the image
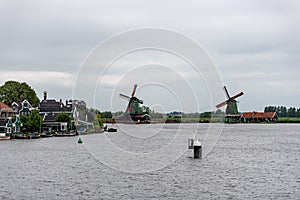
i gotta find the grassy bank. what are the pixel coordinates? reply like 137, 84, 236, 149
277, 117, 300, 123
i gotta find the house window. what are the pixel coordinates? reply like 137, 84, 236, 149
61, 123, 67, 131
15, 126, 20, 132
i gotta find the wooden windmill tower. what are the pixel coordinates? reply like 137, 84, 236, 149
216, 86, 244, 123
119, 84, 151, 123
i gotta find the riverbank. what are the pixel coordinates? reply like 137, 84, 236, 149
277, 117, 300, 123
134, 117, 300, 123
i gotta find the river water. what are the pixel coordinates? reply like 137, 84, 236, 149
0, 124, 299, 199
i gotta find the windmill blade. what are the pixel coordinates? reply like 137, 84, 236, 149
223, 86, 230, 99
131, 84, 137, 97
119, 94, 131, 101
216, 101, 228, 109
126, 102, 131, 113
230, 92, 244, 100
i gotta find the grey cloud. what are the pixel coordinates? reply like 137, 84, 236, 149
0, 0, 299, 111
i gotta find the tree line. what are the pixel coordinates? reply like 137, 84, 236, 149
264, 106, 300, 117
0, 80, 40, 106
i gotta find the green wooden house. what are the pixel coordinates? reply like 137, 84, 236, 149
5, 117, 13, 135
13, 115, 23, 134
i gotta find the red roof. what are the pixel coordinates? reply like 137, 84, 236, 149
0, 102, 12, 110
241, 112, 277, 119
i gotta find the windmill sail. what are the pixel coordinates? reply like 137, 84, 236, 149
230, 92, 244, 100
216, 101, 228, 109
119, 94, 131, 100
131, 84, 137, 97
215, 85, 244, 123
223, 86, 231, 99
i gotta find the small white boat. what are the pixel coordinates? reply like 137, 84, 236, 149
0, 133, 11, 140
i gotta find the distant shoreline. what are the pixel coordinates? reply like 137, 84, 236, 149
106, 118, 300, 124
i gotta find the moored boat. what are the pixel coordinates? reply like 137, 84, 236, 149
78, 128, 87, 135
54, 132, 76, 137
107, 128, 117, 132
54, 134, 76, 137
0, 133, 11, 140
104, 125, 117, 132
40, 131, 53, 138
30, 133, 41, 139
13, 133, 30, 139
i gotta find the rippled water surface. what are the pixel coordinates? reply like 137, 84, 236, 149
0, 124, 299, 199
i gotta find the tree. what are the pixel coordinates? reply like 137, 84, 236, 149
55, 112, 72, 130
27, 110, 42, 133
288, 107, 296, 117
264, 105, 300, 118
296, 108, 300, 117
200, 112, 212, 118
96, 113, 104, 128
19, 115, 29, 132
101, 111, 112, 119
281, 106, 287, 117
0, 81, 40, 106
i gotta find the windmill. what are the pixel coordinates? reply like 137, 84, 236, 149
216, 86, 244, 123
119, 84, 151, 123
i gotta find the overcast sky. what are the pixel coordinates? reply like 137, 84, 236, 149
0, 0, 299, 112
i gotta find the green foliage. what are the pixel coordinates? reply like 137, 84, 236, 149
200, 112, 212, 118
199, 117, 223, 123
90, 108, 107, 127
55, 112, 72, 129
277, 117, 300, 123
165, 117, 181, 123
96, 113, 104, 127
264, 106, 300, 117
0, 80, 40, 106
12, 115, 27, 132
55, 112, 72, 123
27, 110, 42, 133
101, 111, 112, 119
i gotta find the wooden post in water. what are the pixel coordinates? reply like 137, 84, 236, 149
188, 139, 202, 159
193, 140, 202, 159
